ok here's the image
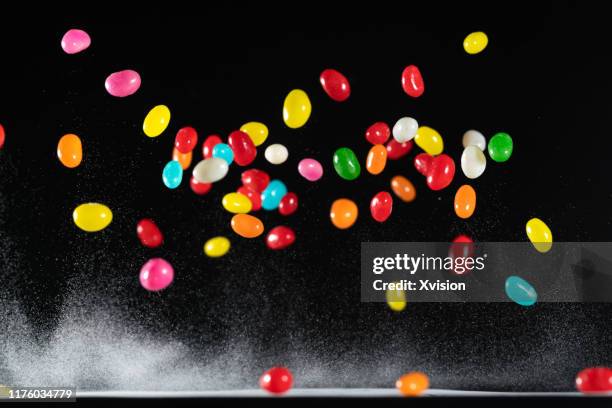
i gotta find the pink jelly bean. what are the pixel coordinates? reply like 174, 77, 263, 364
298, 158, 323, 181
61, 29, 91, 54
105, 70, 142, 97
139, 258, 174, 291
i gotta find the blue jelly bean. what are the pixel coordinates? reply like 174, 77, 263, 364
505, 276, 537, 306
261, 179, 288, 210
162, 160, 183, 189
212, 143, 234, 165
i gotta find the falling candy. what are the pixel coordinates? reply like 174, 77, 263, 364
265, 144, 289, 165
462, 129, 486, 151
505, 276, 537, 306
175, 126, 198, 153
460, 145, 486, 179
278, 192, 298, 216
190, 176, 212, 195
463, 31, 488, 54
57, 133, 83, 168
139, 258, 174, 292
454, 185, 476, 219
162, 160, 183, 189
396, 372, 429, 397
386, 283, 407, 312
366, 144, 387, 175
386, 139, 413, 160
390, 175, 416, 203
449, 234, 475, 275
576, 368, 612, 393
414, 153, 432, 176
231, 214, 264, 238
240, 121, 269, 146
283, 89, 312, 129
241, 169, 270, 192
143, 105, 171, 137
73, 203, 112, 232
488, 132, 513, 162
222, 192, 252, 214
212, 143, 234, 165
526, 218, 553, 253
297, 158, 323, 181
319, 68, 351, 102
370, 191, 393, 222
61, 29, 91, 54
415, 154, 455, 190
260, 367, 293, 395
228, 130, 257, 166
202, 134, 222, 159
192, 158, 229, 183
392, 117, 418, 143
105, 70, 141, 98
414, 126, 443, 155
204, 236, 231, 258
0, 124, 4, 149
261, 180, 288, 211
238, 186, 262, 211
365, 122, 391, 145
401, 65, 425, 98
137, 219, 163, 248
330, 198, 358, 229
172, 148, 192, 170
266, 226, 296, 250
333, 147, 361, 180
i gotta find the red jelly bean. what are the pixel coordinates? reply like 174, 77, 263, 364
426, 154, 455, 191
370, 191, 393, 222
449, 234, 474, 275
386, 139, 413, 160
175, 126, 198, 154
202, 134, 222, 159
260, 366, 293, 394
190, 176, 212, 195
0, 124, 5, 149
576, 367, 612, 393
414, 153, 433, 176
238, 185, 262, 211
241, 169, 270, 192
401, 65, 425, 98
278, 192, 298, 216
228, 130, 257, 166
266, 226, 296, 250
319, 68, 351, 102
136, 219, 163, 248
366, 122, 391, 145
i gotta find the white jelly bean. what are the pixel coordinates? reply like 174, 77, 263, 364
392, 117, 418, 143
461, 145, 487, 179
264, 143, 289, 165
462, 130, 486, 151
192, 158, 229, 183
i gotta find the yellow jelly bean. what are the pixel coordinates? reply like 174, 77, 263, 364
73, 203, 113, 232
204, 236, 231, 257
386, 282, 406, 312
240, 121, 269, 146
414, 126, 444, 155
143, 105, 171, 137
463, 31, 488, 55
526, 218, 553, 253
283, 89, 311, 129
222, 192, 252, 214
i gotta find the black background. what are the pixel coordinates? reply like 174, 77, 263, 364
2, 1, 612, 393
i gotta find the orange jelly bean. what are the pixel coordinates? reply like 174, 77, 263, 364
390, 175, 416, 202
330, 198, 358, 229
396, 372, 429, 397
231, 214, 264, 238
172, 147, 192, 170
57, 133, 83, 168
454, 184, 476, 219
366, 144, 387, 175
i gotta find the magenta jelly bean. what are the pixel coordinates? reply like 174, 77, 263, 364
279, 192, 298, 216
139, 258, 174, 292
370, 191, 393, 222
104, 69, 141, 97
241, 169, 270, 192
386, 138, 414, 160
266, 226, 296, 250
228, 130, 257, 166
175, 126, 198, 153
297, 158, 323, 181
366, 122, 391, 145
61, 29, 91, 54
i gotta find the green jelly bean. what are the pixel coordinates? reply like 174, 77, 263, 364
488, 132, 513, 162
333, 147, 361, 180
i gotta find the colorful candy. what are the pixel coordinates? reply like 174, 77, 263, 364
297, 158, 323, 181
414, 154, 455, 190
237, 186, 262, 211
266, 226, 296, 250
139, 258, 174, 292
105, 70, 141, 97
463, 31, 488, 54
333, 147, 361, 180
172, 148, 192, 170
414, 126, 443, 155
526, 218, 553, 253
240, 121, 269, 146
386, 284, 407, 312
241, 169, 270, 192
143, 105, 171, 138
202, 134, 222, 159
259, 367, 293, 395
401, 65, 425, 98
462, 129, 486, 151
162, 160, 183, 189
228, 130, 257, 166
319, 69, 351, 102
392, 117, 418, 143
488, 132, 513, 162
190, 176, 212, 195
396, 372, 429, 396
73, 203, 112, 232
390, 175, 416, 202
212, 143, 234, 165
460, 145, 486, 179
283, 89, 312, 129
192, 158, 229, 183
0, 124, 4, 149
386, 139, 413, 160
370, 191, 393, 222
57, 133, 83, 168
576, 368, 612, 393
261, 180, 288, 210
454, 185, 476, 219
505, 276, 537, 306
330, 198, 358, 229
366, 144, 387, 175
449, 234, 474, 275
231, 214, 264, 238
365, 122, 391, 145
175, 126, 198, 153
204, 236, 231, 257
137, 219, 163, 248
278, 192, 298, 216
414, 153, 432, 176
61, 29, 91, 54
264, 143, 289, 165
222, 192, 252, 214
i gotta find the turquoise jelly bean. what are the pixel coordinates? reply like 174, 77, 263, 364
212, 143, 234, 165
162, 160, 183, 189
505, 276, 537, 306
261, 179, 288, 210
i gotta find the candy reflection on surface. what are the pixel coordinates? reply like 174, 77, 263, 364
222, 192, 252, 214
297, 158, 323, 181
73, 203, 113, 232
392, 117, 418, 143
366, 144, 387, 175
396, 372, 429, 396
265, 143, 289, 165
461, 145, 486, 179
401, 65, 425, 97
143, 105, 171, 137
505, 276, 537, 306
162, 160, 183, 189
192, 158, 229, 183
266, 226, 296, 250
390, 175, 416, 202
137, 219, 163, 248
463, 31, 488, 54
61, 28, 91, 54
320, 68, 351, 102
330, 198, 358, 229
261, 180, 288, 211
454, 184, 476, 219
231, 214, 264, 238
526, 218, 553, 253
283, 89, 311, 129
139, 258, 174, 292
105, 69, 141, 97
414, 126, 443, 155
370, 191, 393, 222
204, 236, 231, 258
333, 147, 361, 180
57, 133, 83, 168
240, 121, 268, 146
